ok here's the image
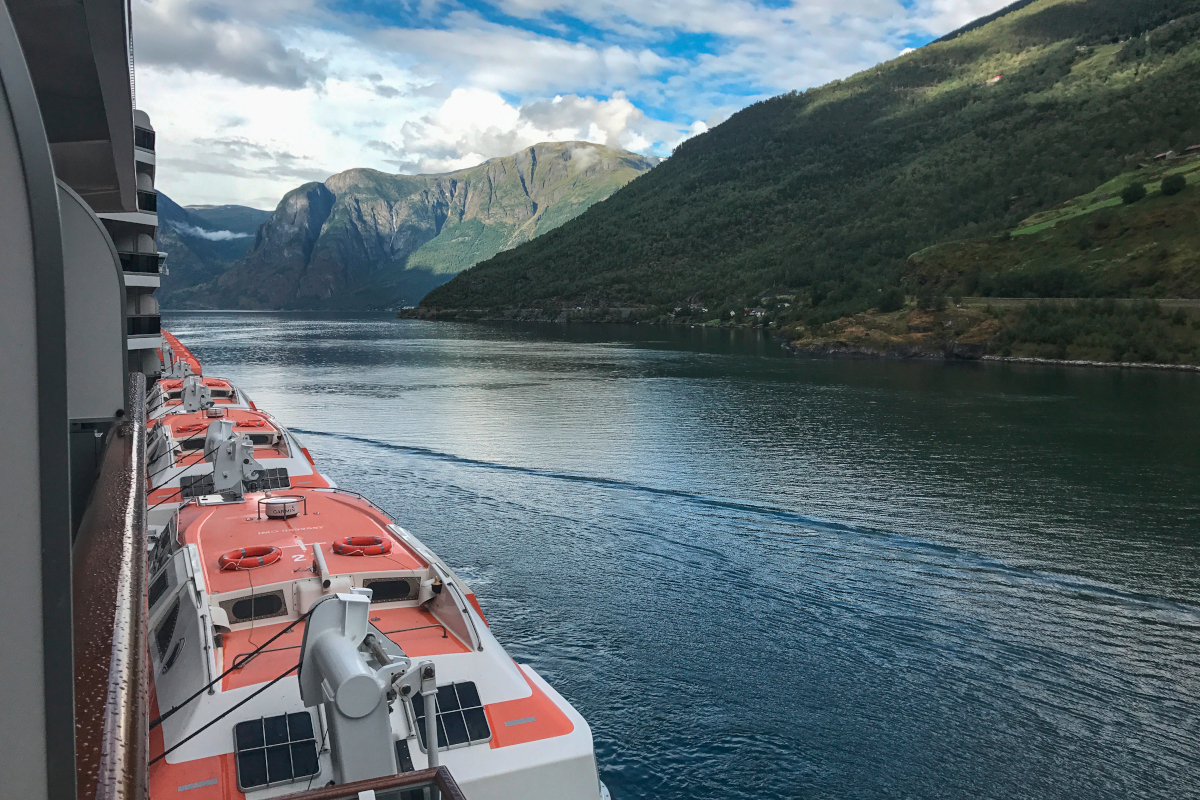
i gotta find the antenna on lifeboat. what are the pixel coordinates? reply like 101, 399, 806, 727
203, 419, 264, 500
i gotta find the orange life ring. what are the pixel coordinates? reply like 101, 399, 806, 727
218, 546, 282, 571
332, 536, 392, 556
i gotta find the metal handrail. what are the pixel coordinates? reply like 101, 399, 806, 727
277, 766, 467, 800
73, 372, 149, 800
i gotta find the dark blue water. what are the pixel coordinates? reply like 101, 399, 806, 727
164, 312, 1200, 799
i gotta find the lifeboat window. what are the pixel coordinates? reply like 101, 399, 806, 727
155, 599, 181, 660
234, 712, 319, 790
411, 681, 491, 750
162, 639, 184, 674
177, 438, 206, 451
248, 433, 274, 446
148, 569, 170, 610
223, 590, 287, 623
210, 389, 231, 398
362, 577, 416, 603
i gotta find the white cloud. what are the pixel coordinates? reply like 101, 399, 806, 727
169, 221, 251, 240
134, 0, 1017, 207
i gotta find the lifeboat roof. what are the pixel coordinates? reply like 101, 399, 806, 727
178, 488, 424, 595
156, 408, 281, 439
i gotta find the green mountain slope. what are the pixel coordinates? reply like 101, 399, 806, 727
205, 142, 656, 309
156, 194, 270, 307
421, 0, 1200, 322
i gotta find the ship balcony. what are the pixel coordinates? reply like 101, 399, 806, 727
135, 125, 155, 152
119, 251, 167, 274
128, 314, 161, 337
136, 189, 157, 213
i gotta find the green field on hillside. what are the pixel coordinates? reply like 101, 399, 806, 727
907, 160, 1200, 298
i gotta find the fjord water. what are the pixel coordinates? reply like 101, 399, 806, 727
164, 312, 1200, 800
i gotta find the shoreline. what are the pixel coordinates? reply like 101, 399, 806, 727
405, 308, 1200, 373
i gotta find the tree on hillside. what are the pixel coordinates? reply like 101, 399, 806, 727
1121, 183, 1147, 204
1161, 173, 1187, 195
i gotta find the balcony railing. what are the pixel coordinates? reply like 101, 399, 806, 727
118, 251, 165, 274
73, 373, 148, 800
136, 190, 157, 213
127, 315, 161, 336
134, 126, 155, 151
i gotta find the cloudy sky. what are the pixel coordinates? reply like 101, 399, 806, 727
134, 0, 1013, 208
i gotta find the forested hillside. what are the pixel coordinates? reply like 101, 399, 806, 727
421, 0, 1200, 325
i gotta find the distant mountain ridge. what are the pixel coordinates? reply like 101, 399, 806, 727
157, 195, 270, 306
165, 141, 658, 309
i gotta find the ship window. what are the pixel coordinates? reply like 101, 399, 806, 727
222, 590, 287, 623
411, 681, 490, 751
234, 712, 319, 790
155, 599, 181, 660
362, 577, 416, 603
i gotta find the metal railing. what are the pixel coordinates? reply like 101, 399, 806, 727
128, 315, 161, 336
278, 767, 467, 800
73, 372, 149, 800
118, 251, 164, 274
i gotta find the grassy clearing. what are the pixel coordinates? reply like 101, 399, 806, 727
1014, 158, 1200, 234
